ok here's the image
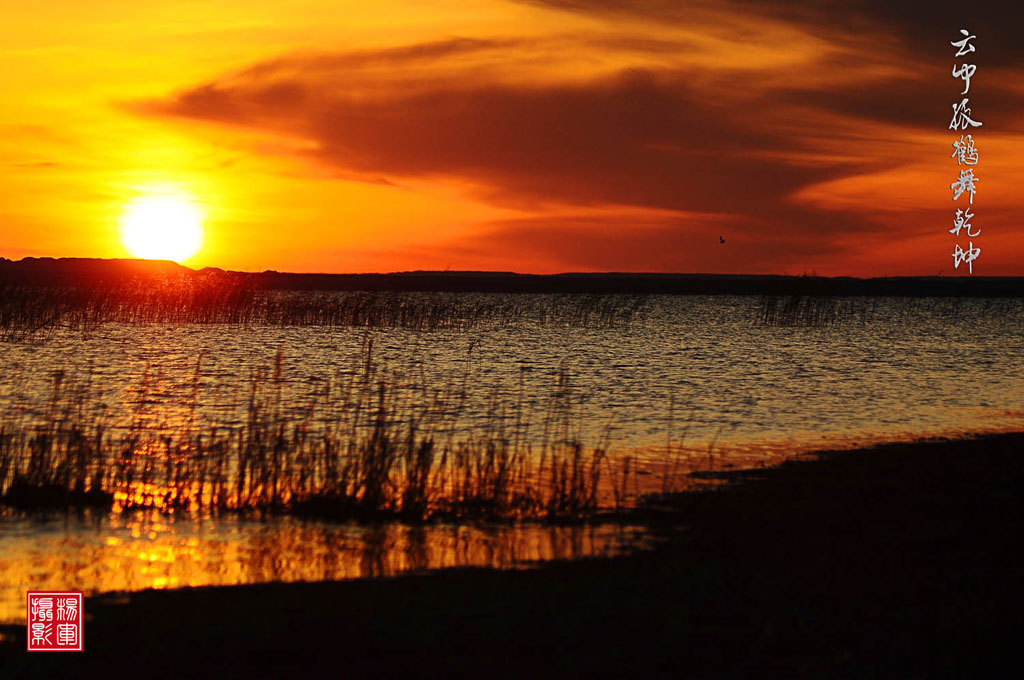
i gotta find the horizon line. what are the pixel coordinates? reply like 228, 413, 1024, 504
1, 255, 1012, 281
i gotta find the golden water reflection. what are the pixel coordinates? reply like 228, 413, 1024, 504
0, 510, 648, 624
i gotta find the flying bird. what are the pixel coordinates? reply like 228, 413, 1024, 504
719, 235, 726, 244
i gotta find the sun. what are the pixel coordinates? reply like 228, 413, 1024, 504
120, 191, 204, 262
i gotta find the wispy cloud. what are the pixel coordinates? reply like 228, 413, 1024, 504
133, 6, 1024, 273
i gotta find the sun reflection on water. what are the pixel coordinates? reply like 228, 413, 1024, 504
2, 296, 1023, 623
0, 508, 647, 624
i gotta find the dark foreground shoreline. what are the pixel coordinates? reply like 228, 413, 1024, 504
2, 432, 1022, 678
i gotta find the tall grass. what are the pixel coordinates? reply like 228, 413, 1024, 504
756, 293, 873, 327
0, 275, 648, 341
754, 292, 1024, 327
0, 345, 654, 523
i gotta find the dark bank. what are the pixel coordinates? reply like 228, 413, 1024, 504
2, 432, 1021, 678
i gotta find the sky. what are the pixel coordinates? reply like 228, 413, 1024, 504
1, 0, 1021, 276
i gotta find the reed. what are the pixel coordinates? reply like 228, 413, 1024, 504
0, 275, 648, 341
756, 292, 872, 327
0, 345, 656, 523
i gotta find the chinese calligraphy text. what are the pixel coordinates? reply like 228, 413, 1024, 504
949, 29, 981, 274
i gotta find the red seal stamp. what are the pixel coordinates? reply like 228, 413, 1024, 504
26, 591, 83, 652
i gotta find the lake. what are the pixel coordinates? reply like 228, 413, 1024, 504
1, 293, 1021, 622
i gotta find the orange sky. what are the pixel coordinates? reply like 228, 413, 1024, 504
1, 0, 1021, 275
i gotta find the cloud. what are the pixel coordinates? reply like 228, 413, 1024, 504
521, 0, 1024, 68
134, 14, 1018, 272
443, 211, 848, 272
139, 38, 888, 219
11, 161, 59, 169
330, 206, 884, 275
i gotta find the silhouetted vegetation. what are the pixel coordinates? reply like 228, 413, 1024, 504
4, 259, 1023, 338
5, 432, 1022, 678
0, 275, 648, 341
0, 345, 666, 522
756, 293, 866, 327
755, 289, 1024, 327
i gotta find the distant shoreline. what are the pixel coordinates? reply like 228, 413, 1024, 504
3, 256, 1024, 296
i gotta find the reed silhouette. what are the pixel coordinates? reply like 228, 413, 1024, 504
0, 343, 690, 522
0, 273, 649, 342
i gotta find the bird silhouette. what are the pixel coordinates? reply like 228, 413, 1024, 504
719, 235, 726, 244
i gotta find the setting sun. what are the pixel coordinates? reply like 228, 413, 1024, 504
120, 191, 204, 262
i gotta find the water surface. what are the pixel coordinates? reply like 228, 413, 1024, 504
1, 294, 1021, 621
